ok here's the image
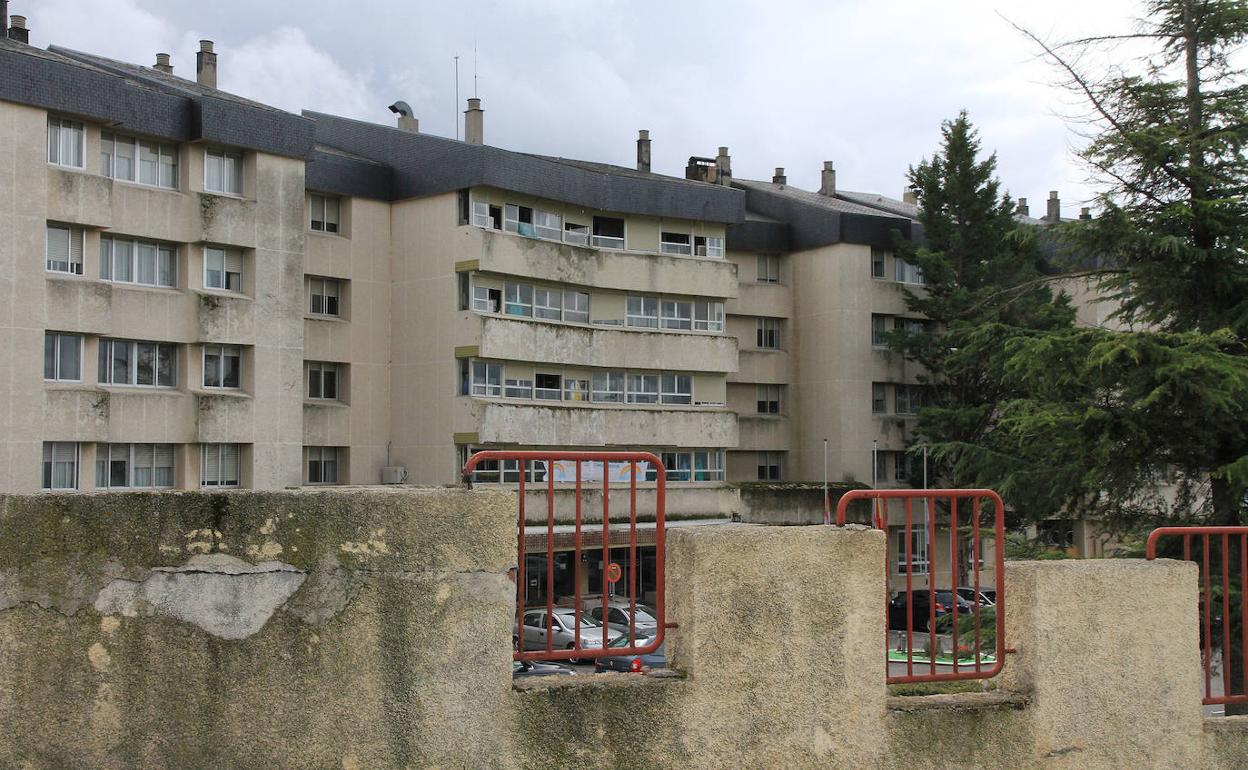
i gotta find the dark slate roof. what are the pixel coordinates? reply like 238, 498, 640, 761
837, 189, 920, 219
731, 179, 917, 251
0, 39, 313, 158
305, 111, 745, 221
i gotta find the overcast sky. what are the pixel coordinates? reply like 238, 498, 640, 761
26, 0, 1148, 213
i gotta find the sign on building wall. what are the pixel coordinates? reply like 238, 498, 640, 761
549, 460, 651, 483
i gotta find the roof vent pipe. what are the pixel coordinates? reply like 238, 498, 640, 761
636, 130, 651, 173
8, 14, 28, 44
154, 53, 173, 74
819, 161, 836, 196
196, 40, 217, 89
389, 101, 418, 132
772, 167, 787, 185
464, 98, 484, 145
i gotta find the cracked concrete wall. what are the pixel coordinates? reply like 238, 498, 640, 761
0, 487, 516, 770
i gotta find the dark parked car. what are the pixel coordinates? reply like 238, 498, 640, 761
888, 590, 975, 632
512, 660, 575, 679
594, 634, 666, 673
956, 587, 996, 607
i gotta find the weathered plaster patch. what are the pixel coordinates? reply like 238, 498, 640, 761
99, 616, 120, 635
185, 528, 225, 554
94, 554, 306, 640
340, 529, 392, 557
87, 642, 111, 671
246, 540, 284, 560
281, 569, 360, 626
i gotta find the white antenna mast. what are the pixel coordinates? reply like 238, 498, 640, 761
473, 40, 478, 98
454, 55, 460, 140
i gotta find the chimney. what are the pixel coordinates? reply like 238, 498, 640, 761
196, 40, 217, 89
715, 146, 732, 185
388, 101, 418, 132
464, 98, 484, 145
1079, 206, 1092, 220
153, 53, 173, 74
636, 130, 651, 173
1046, 190, 1061, 222
819, 161, 836, 196
7, 14, 28, 44
772, 167, 786, 185
902, 187, 918, 205
1016, 197, 1030, 217
0, 4, 8, 35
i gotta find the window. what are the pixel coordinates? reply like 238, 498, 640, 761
535, 373, 562, 400
472, 201, 503, 229
100, 237, 176, 288
98, 339, 176, 387
660, 373, 692, 405
202, 345, 241, 389
875, 451, 888, 484
533, 210, 562, 240
661, 300, 693, 330
563, 290, 589, 323
563, 221, 589, 246
757, 384, 781, 414
42, 442, 79, 490
872, 382, 887, 414
201, 443, 241, 488
757, 451, 782, 481
534, 287, 563, 320
591, 216, 625, 249
204, 148, 243, 195
661, 451, 692, 482
505, 282, 533, 317
694, 236, 724, 258
307, 362, 340, 400
871, 314, 889, 347
504, 376, 533, 399
896, 527, 930, 574
895, 258, 924, 284
564, 377, 590, 401
627, 373, 660, 404
204, 247, 243, 292
95, 443, 175, 489
504, 204, 534, 236
309, 194, 340, 233
896, 384, 923, 415
101, 133, 177, 189
626, 296, 659, 328
756, 318, 781, 349
693, 300, 725, 332
894, 452, 911, 482
47, 118, 84, 169
591, 371, 624, 403
308, 277, 341, 316
693, 450, 724, 481
660, 232, 691, 255
471, 361, 502, 396
305, 446, 340, 484
757, 255, 780, 283
871, 247, 886, 278
895, 317, 926, 335
473, 285, 502, 314
46, 224, 84, 275
43, 333, 82, 381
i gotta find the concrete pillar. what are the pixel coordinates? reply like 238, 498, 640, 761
666, 524, 887, 767
196, 40, 217, 89
1000, 560, 1203, 767
820, 161, 836, 196
636, 130, 651, 173
464, 98, 484, 145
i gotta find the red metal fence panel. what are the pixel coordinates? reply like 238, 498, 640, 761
1147, 526, 1248, 707
837, 488, 1006, 684
463, 450, 666, 664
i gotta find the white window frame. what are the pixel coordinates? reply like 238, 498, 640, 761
307, 361, 340, 401
202, 345, 242, 389
757, 451, 782, 481
98, 339, 177, 388
308, 277, 341, 316
534, 287, 563, 320
472, 284, 502, 314
471, 360, 503, 397
204, 147, 243, 196
46, 224, 84, 275
504, 282, 533, 317
693, 300, 725, 333
872, 382, 887, 414
101, 236, 177, 288
533, 209, 562, 241
895, 257, 925, 285
871, 247, 887, 279
200, 443, 241, 488
661, 300, 693, 331
44, 332, 83, 382
591, 371, 624, 403
896, 527, 930, 574
626, 373, 660, 405
871, 314, 889, 347
693, 450, 725, 481
47, 118, 84, 169
756, 318, 781, 349
471, 200, 493, 229
591, 216, 625, 249
563, 377, 590, 402
660, 232, 692, 256
534, 372, 563, 401
757, 254, 780, 283
563, 290, 589, 323
563, 221, 589, 246
102, 132, 178, 189
310, 193, 340, 234
896, 384, 921, 415
203, 246, 243, 293
96, 443, 176, 489
42, 442, 79, 490
626, 296, 659, 328
504, 203, 534, 236
756, 384, 781, 414
504, 377, 533, 399
695, 235, 724, 258
304, 446, 340, 484
660, 373, 692, 405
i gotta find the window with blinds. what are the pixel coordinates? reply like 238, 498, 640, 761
101, 237, 176, 288
46, 224, 84, 275
47, 118, 84, 168
102, 133, 178, 189
200, 443, 241, 487
41, 442, 78, 490
204, 148, 243, 195
95, 443, 176, 488
203, 247, 243, 292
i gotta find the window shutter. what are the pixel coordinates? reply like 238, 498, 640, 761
223, 444, 240, 484
203, 445, 220, 484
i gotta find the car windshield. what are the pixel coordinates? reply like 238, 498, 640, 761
608, 634, 655, 649
631, 605, 658, 623
556, 610, 602, 628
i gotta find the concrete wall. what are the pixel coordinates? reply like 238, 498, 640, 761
0, 489, 1241, 768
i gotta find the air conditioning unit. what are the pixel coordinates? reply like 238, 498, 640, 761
381, 466, 408, 484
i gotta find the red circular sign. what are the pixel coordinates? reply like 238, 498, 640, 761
606, 562, 623, 584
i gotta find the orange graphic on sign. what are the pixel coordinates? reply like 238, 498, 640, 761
606, 563, 623, 584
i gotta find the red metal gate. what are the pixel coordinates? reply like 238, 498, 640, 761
838, 488, 1006, 684
1147, 526, 1248, 707
463, 450, 666, 663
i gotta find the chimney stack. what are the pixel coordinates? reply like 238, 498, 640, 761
1046, 190, 1061, 222
154, 53, 173, 74
196, 40, 217, 89
772, 167, 786, 185
819, 161, 836, 196
464, 98, 484, 145
636, 130, 651, 173
389, 101, 418, 132
714, 146, 732, 186
902, 187, 918, 205
1079, 207, 1092, 220
8, 14, 28, 44
0, 4, 8, 35
1016, 197, 1029, 217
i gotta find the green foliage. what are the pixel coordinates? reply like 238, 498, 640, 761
1003, 533, 1070, 561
